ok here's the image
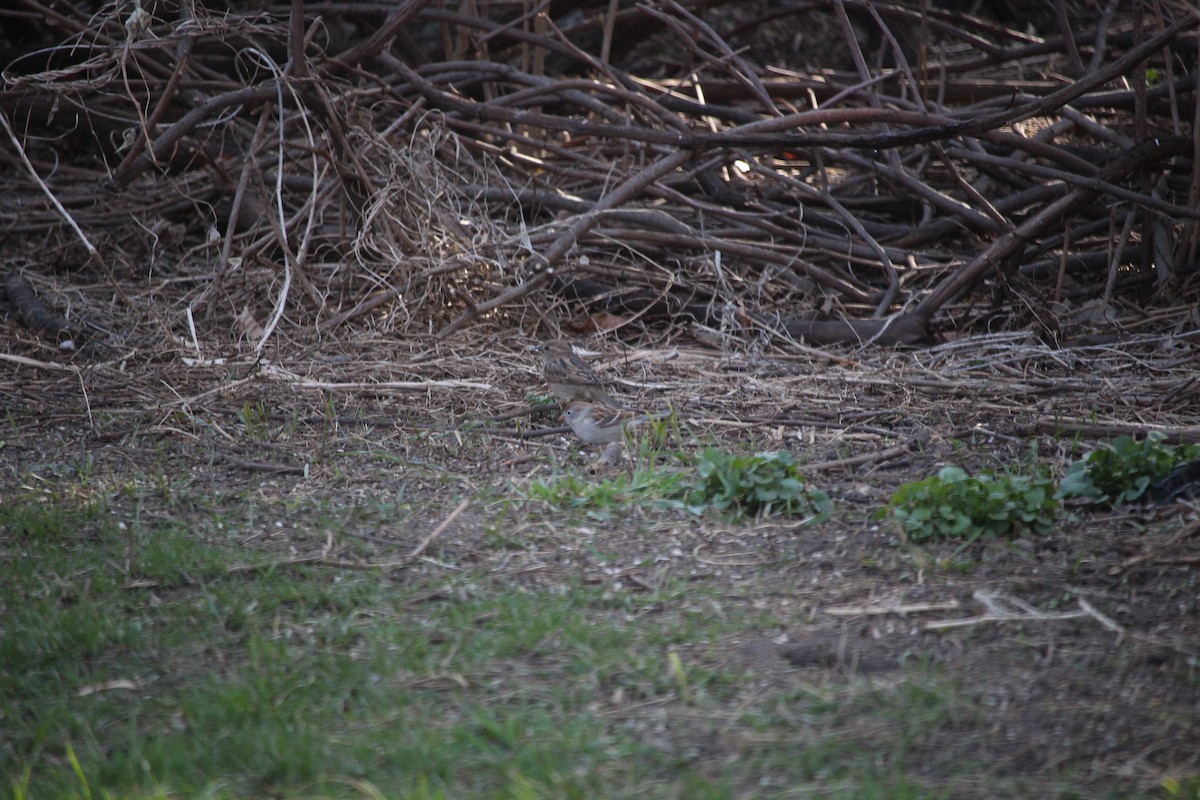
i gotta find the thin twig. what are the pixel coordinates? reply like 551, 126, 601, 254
401, 497, 471, 563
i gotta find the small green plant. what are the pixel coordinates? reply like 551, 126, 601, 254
525, 392, 560, 408
684, 448, 831, 522
1058, 432, 1200, 506
883, 466, 1058, 543
525, 466, 689, 520
238, 398, 270, 439
1162, 775, 1200, 800
628, 407, 678, 458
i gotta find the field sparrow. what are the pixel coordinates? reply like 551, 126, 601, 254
540, 339, 622, 405
562, 400, 655, 444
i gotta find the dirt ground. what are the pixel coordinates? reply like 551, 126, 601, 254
2, 295, 1197, 796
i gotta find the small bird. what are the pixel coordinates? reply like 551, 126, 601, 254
562, 400, 655, 444
540, 339, 622, 406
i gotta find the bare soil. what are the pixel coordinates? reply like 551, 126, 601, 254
2, 308, 1197, 796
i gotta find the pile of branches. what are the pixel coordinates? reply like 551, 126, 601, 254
1, 0, 1198, 349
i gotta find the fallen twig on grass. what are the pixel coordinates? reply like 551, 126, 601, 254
399, 496, 471, 563
1110, 518, 1200, 575
802, 436, 922, 473
924, 591, 1124, 641
824, 600, 961, 617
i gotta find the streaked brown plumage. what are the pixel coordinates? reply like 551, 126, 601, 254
561, 400, 651, 444
540, 339, 621, 405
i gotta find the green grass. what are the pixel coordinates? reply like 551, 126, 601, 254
0, 484, 1160, 799
524, 466, 691, 519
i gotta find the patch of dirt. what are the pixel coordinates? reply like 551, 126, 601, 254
2, 313, 1197, 796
